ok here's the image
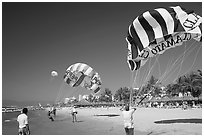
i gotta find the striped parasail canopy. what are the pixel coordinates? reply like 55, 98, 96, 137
126, 6, 202, 71
64, 63, 102, 94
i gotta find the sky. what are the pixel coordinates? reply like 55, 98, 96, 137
2, 2, 202, 105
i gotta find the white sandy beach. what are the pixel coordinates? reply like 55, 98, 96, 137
28, 107, 202, 135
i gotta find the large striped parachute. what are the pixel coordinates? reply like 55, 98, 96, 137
64, 63, 102, 94
126, 6, 202, 71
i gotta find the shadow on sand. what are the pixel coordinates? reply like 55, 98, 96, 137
94, 114, 120, 117
75, 120, 84, 123
154, 118, 202, 124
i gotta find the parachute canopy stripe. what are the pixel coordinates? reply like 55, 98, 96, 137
150, 9, 169, 36
143, 11, 164, 39
155, 8, 174, 35
84, 67, 93, 76
133, 17, 150, 48
78, 63, 88, 72
129, 24, 144, 51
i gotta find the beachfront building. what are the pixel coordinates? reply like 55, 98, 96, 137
64, 98, 70, 104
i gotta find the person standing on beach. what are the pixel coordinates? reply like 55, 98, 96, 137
70, 106, 78, 123
17, 108, 31, 135
48, 110, 55, 121
47, 106, 55, 121
53, 106, 56, 117
120, 104, 136, 135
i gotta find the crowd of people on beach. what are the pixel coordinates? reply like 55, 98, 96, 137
139, 100, 202, 110
16, 103, 139, 135
16, 98, 202, 135
47, 105, 78, 122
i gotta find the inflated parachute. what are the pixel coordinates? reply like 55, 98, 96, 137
64, 63, 102, 94
126, 6, 202, 71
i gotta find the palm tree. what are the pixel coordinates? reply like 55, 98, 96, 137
148, 75, 158, 86
183, 71, 202, 98
197, 69, 202, 77
166, 83, 179, 97
175, 76, 186, 96
114, 87, 130, 102
147, 75, 160, 96
99, 88, 113, 102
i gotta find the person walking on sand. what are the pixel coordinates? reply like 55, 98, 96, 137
47, 106, 54, 121
70, 106, 78, 123
17, 108, 31, 135
48, 110, 55, 121
120, 104, 136, 135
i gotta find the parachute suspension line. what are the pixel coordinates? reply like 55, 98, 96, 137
162, 41, 197, 81
136, 58, 151, 91
129, 71, 135, 106
55, 82, 67, 104
55, 81, 80, 104
57, 86, 80, 104
132, 66, 140, 88
173, 41, 187, 82
65, 86, 81, 100
172, 43, 200, 83
136, 55, 160, 97
158, 56, 174, 83
137, 58, 153, 96
177, 43, 201, 79
156, 57, 161, 80
162, 41, 198, 83
136, 60, 155, 97
140, 57, 152, 88
143, 55, 160, 84
159, 40, 198, 84
137, 67, 142, 89
133, 60, 148, 98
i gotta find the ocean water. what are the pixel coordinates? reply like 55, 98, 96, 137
2, 110, 45, 135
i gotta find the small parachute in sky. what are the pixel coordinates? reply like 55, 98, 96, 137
51, 71, 58, 77
64, 63, 102, 94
